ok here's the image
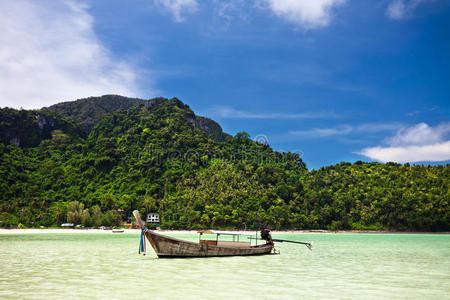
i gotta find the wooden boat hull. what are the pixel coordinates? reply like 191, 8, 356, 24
145, 230, 273, 258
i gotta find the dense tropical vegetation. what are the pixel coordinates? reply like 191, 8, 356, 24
0, 96, 448, 231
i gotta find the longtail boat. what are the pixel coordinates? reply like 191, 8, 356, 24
133, 210, 312, 258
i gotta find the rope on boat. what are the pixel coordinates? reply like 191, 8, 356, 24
139, 227, 149, 255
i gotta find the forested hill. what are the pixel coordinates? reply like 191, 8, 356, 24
44, 95, 231, 141
45, 95, 146, 136
0, 96, 448, 231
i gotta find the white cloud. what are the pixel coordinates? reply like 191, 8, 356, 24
356, 123, 403, 133
214, 0, 249, 25
207, 106, 339, 119
359, 122, 450, 163
290, 125, 352, 137
387, 122, 450, 146
359, 142, 450, 163
261, 0, 346, 29
0, 0, 141, 109
154, 0, 198, 22
386, 0, 428, 20
289, 123, 401, 138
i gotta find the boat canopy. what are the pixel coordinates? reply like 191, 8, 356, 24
197, 230, 256, 236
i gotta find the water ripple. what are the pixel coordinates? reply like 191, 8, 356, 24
0, 233, 449, 299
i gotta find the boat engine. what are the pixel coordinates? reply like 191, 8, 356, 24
260, 229, 272, 243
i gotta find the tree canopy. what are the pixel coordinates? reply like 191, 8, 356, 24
0, 96, 448, 231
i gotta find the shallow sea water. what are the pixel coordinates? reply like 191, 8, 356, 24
0, 233, 449, 299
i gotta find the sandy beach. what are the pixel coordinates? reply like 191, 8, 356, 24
1, 228, 448, 235
0, 228, 329, 235
0, 229, 305, 235
0, 228, 196, 235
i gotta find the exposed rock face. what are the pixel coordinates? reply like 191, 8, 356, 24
185, 114, 231, 141
36, 114, 55, 130
194, 116, 231, 142
36, 114, 46, 130
10, 136, 20, 146
0, 108, 81, 147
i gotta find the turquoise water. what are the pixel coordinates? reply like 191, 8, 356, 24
0, 233, 449, 299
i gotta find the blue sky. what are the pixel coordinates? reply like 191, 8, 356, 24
1, 0, 449, 169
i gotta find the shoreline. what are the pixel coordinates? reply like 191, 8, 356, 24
0, 228, 448, 235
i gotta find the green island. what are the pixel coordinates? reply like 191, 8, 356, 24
1, 95, 448, 231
